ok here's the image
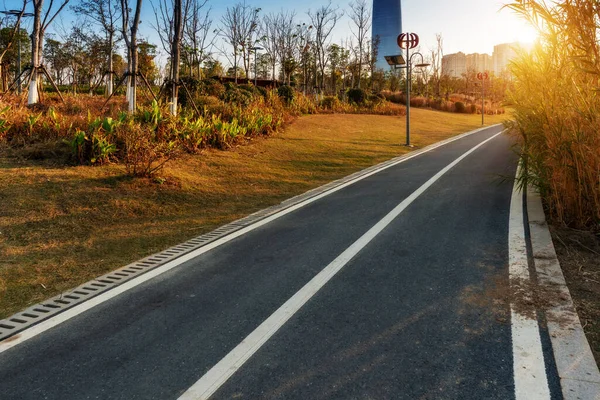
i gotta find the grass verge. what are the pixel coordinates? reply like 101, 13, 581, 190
0, 109, 506, 318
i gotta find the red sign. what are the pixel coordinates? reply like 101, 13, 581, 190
477, 72, 489, 81
397, 33, 420, 50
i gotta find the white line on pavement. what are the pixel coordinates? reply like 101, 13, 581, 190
178, 131, 504, 400
0, 125, 501, 355
508, 164, 551, 400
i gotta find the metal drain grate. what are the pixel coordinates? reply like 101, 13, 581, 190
0, 222, 247, 342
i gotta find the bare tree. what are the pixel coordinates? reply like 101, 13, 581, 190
29, 0, 71, 104
261, 12, 279, 81
72, 0, 120, 95
151, 0, 187, 115
219, 2, 259, 83
308, 1, 342, 92
274, 11, 298, 85
430, 33, 443, 98
0, 0, 26, 91
219, 4, 241, 83
183, 0, 214, 78
348, 0, 370, 89
120, 0, 143, 112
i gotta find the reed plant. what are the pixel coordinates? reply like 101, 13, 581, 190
507, 0, 600, 229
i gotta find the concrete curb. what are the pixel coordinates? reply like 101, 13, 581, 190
527, 186, 600, 400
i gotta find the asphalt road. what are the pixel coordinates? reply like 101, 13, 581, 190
0, 125, 552, 399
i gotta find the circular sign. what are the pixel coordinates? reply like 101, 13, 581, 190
397, 33, 420, 50
477, 72, 490, 81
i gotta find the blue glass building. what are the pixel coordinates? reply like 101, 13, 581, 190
372, 0, 403, 70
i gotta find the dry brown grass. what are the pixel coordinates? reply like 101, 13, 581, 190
0, 109, 507, 318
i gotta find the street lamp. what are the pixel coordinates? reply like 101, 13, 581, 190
0, 9, 34, 94
395, 33, 430, 147
250, 46, 263, 86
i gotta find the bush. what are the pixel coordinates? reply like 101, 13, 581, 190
410, 96, 427, 108
119, 123, 179, 177
221, 83, 253, 106
320, 96, 340, 110
454, 101, 466, 113
347, 88, 366, 104
367, 94, 385, 106
277, 85, 295, 104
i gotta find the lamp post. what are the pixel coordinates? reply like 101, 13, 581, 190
476, 71, 489, 126
0, 9, 34, 94
250, 46, 263, 86
394, 33, 430, 147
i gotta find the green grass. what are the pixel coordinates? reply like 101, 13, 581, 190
0, 109, 507, 318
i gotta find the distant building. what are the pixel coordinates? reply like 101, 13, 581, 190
466, 53, 491, 74
442, 52, 466, 78
372, 0, 402, 70
492, 42, 519, 75
441, 43, 525, 78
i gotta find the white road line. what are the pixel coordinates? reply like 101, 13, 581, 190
0, 125, 501, 355
508, 164, 551, 400
178, 131, 504, 400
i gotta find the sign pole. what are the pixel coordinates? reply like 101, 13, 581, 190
477, 71, 488, 126
406, 45, 410, 146
482, 78, 484, 126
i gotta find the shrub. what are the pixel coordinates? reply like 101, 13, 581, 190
222, 83, 253, 106
69, 129, 116, 165
289, 92, 317, 115
347, 88, 366, 104
410, 96, 427, 108
320, 96, 340, 110
202, 79, 226, 98
277, 85, 295, 104
119, 123, 179, 177
366, 94, 385, 107
454, 101, 466, 113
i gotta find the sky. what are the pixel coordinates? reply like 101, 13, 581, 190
14, 0, 538, 66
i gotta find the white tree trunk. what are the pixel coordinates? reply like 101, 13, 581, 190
128, 83, 135, 112
170, 97, 178, 116
28, 70, 39, 104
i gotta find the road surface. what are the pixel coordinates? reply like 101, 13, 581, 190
0, 125, 561, 399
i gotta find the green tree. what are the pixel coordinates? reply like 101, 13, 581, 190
0, 27, 31, 87
137, 40, 159, 84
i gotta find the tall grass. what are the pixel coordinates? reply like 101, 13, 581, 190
507, 0, 600, 229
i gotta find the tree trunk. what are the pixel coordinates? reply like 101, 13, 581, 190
129, 46, 137, 112
170, 0, 182, 116
107, 31, 114, 96
28, 2, 43, 105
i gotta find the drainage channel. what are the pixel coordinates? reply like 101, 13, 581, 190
0, 221, 244, 342
0, 180, 349, 342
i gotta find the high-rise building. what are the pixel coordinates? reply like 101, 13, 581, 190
492, 42, 519, 75
466, 53, 492, 73
442, 52, 467, 78
372, 0, 403, 70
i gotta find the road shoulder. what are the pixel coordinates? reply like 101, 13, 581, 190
527, 186, 600, 399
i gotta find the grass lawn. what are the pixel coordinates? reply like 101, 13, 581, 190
0, 109, 507, 318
